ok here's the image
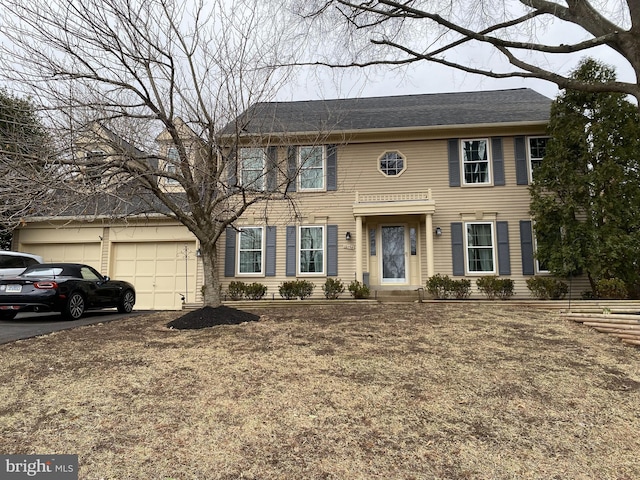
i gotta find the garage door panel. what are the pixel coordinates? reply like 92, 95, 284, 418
155, 277, 182, 290
157, 243, 180, 255
112, 242, 196, 310
21, 243, 101, 267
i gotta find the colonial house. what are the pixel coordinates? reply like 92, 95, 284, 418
13, 88, 569, 309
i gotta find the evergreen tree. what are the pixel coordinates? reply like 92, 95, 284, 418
0, 88, 52, 245
530, 58, 640, 296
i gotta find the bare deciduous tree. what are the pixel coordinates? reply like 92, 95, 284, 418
0, 0, 308, 306
291, 0, 640, 101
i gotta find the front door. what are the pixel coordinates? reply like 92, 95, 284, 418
381, 226, 406, 283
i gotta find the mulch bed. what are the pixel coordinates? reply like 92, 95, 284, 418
166, 305, 260, 330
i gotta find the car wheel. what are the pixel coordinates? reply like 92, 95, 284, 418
117, 289, 135, 313
64, 292, 85, 320
0, 311, 17, 321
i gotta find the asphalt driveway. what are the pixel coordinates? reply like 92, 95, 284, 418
0, 310, 152, 344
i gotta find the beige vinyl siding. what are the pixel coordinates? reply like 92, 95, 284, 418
16, 122, 591, 305
219, 132, 590, 299
221, 189, 358, 299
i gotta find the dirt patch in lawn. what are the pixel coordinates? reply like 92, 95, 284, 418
0, 302, 639, 480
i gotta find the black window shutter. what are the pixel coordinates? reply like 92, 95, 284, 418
327, 145, 337, 191
451, 222, 465, 276
266, 146, 278, 192
520, 220, 535, 275
286, 226, 296, 276
286, 146, 297, 192
514, 137, 529, 185
496, 221, 511, 275
265, 226, 276, 276
448, 139, 461, 187
224, 227, 236, 277
327, 225, 338, 276
492, 137, 505, 186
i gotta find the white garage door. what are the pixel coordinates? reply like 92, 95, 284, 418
21, 243, 102, 269
111, 242, 197, 310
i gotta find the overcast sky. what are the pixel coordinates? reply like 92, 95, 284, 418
276, 4, 636, 103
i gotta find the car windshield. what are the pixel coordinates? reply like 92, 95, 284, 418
22, 267, 64, 277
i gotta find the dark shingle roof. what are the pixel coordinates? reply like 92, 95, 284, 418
235, 88, 551, 135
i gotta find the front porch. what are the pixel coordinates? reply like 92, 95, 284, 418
353, 191, 437, 289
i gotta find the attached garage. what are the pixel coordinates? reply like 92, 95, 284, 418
15, 219, 201, 311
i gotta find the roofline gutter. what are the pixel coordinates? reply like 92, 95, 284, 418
222, 120, 549, 141
20, 212, 171, 224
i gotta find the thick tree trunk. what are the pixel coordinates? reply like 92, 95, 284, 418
200, 241, 222, 308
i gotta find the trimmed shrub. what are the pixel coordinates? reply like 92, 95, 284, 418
244, 282, 267, 300
227, 281, 245, 301
295, 280, 315, 300
278, 280, 315, 300
426, 274, 471, 299
451, 278, 472, 299
323, 278, 345, 299
596, 278, 627, 299
476, 276, 514, 300
426, 273, 452, 299
526, 276, 569, 300
278, 281, 298, 300
348, 280, 370, 299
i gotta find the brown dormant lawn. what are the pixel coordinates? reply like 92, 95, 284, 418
1, 302, 639, 479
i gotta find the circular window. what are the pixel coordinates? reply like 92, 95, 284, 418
378, 151, 406, 177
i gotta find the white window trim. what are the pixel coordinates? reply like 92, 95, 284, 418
298, 225, 325, 275
461, 138, 492, 186
237, 226, 265, 276
298, 145, 326, 192
527, 136, 550, 184
163, 147, 180, 185
377, 150, 407, 177
239, 147, 266, 191
464, 221, 496, 275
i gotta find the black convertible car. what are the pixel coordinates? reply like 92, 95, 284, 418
0, 263, 136, 320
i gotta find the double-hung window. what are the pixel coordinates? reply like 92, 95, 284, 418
528, 137, 549, 182
238, 227, 263, 275
165, 147, 179, 185
84, 149, 106, 184
462, 139, 490, 185
466, 222, 495, 273
240, 148, 266, 190
299, 225, 324, 274
299, 146, 325, 191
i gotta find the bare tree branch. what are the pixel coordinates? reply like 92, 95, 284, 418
0, 0, 310, 306
291, 0, 640, 101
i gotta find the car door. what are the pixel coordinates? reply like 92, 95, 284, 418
80, 266, 119, 307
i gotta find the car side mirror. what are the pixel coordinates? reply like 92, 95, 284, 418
103, 276, 111, 282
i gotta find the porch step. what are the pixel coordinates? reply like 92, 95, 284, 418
373, 289, 422, 303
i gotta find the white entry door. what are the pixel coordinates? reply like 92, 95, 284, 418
381, 226, 406, 283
